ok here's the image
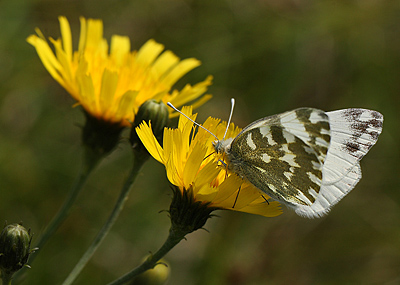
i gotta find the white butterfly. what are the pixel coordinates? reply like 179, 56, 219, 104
169, 100, 383, 218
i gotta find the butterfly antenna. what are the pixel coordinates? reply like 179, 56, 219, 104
167, 102, 219, 141
222, 98, 235, 141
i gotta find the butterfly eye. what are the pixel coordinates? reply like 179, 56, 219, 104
212, 141, 221, 153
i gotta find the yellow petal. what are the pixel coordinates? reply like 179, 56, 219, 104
189, 94, 213, 112
171, 129, 185, 178
166, 152, 183, 187
77, 73, 97, 113
115, 90, 139, 121
231, 184, 264, 209
110, 35, 130, 66
183, 142, 207, 188
26, 35, 64, 85
162, 128, 175, 166
162, 58, 201, 86
169, 76, 213, 107
136, 122, 164, 163
152, 50, 179, 79
85, 18, 103, 49
195, 185, 218, 202
99, 69, 119, 115
212, 174, 243, 204
135, 39, 164, 67
194, 161, 220, 190
49, 38, 73, 86
232, 201, 282, 217
59, 16, 72, 62
78, 17, 87, 53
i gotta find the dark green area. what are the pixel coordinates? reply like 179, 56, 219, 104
0, 0, 399, 284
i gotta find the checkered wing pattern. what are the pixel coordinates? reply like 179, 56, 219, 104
221, 108, 383, 218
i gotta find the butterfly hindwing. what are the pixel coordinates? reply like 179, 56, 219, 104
292, 109, 383, 217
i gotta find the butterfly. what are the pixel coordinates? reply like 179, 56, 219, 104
168, 100, 383, 218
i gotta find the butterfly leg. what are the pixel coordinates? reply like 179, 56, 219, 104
218, 159, 227, 168
232, 186, 241, 208
261, 195, 270, 205
202, 151, 215, 161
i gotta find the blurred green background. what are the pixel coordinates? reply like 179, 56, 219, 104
0, 0, 399, 284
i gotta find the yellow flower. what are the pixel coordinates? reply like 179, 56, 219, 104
27, 16, 212, 126
136, 106, 282, 217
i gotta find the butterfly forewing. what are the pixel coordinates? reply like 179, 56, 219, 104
322, 108, 383, 184
226, 108, 331, 209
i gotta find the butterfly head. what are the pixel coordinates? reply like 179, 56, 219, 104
213, 98, 236, 154
212, 137, 233, 154
167, 99, 236, 165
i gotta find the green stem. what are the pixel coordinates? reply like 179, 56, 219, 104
62, 152, 148, 285
34, 150, 101, 258
14, 148, 102, 282
13, 151, 100, 283
107, 228, 185, 285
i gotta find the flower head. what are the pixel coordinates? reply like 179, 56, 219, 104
27, 16, 212, 126
136, 106, 282, 217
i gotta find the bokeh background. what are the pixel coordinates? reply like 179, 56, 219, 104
1, 0, 399, 284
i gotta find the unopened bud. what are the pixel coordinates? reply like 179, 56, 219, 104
130, 100, 169, 152
0, 223, 34, 276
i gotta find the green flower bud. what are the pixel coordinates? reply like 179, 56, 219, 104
0, 224, 34, 276
133, 257, 170, 285
130, 99, 169, 152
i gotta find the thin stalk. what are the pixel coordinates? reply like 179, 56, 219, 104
33, 150, 102, 260
14, 148, 102, 282
35, 174, 88, 251
107, 228, 184, 285
62, 152, 148, 285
